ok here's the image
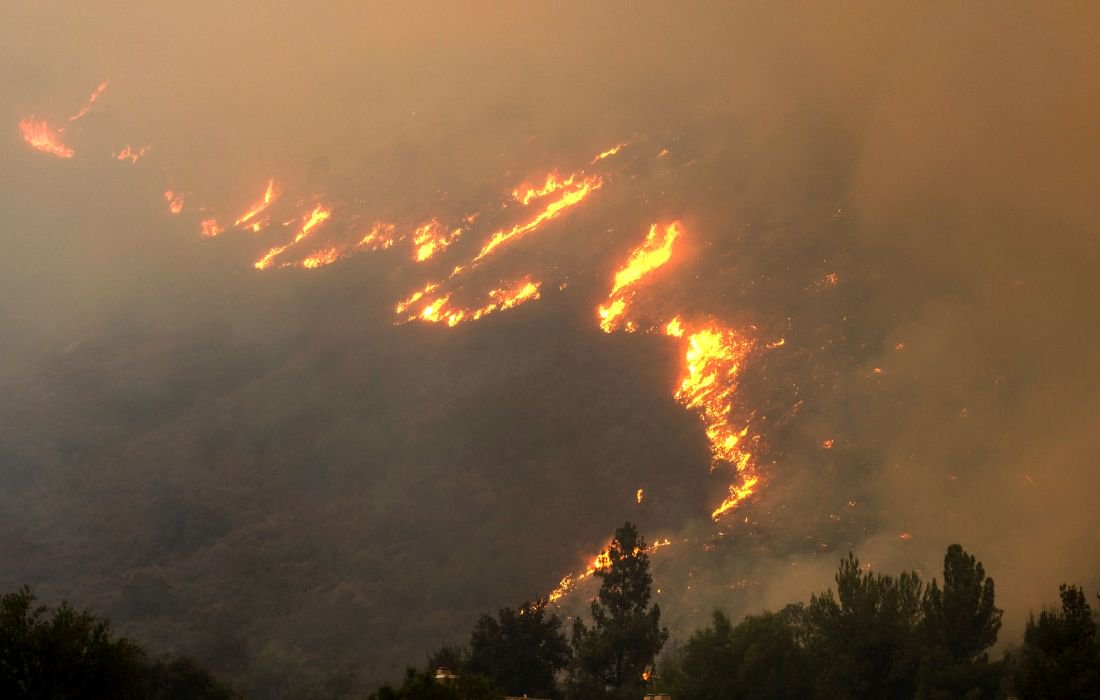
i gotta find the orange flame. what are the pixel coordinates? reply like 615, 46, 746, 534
474, 175, 601, 263
548, 536, 672, 603
667, 322, 758, 519
114, 145, 150, 164
591, 142, 627, 163
360, 222, 398, 251
511, 171, 577, 206
19, 118, 74, 158
254, 205, 331, 270
412, 219, 463, 262
234, 179, 278, 230
67, 81, 109, 122
164, 190, 184, 214
403, 277, 541, 327
200, 218, 223, 237
598, 222, 681, 332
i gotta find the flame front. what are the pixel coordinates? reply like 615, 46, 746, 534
474, 175, 601, 263
254, 205, 331, 270
234, 179, 278, 231
598, 221, 681, 332
412, 220, 463, 262
20, 118, 74, 159
670, 324, 758, 519
402, 277, 541, 327
67, 81, 109, 122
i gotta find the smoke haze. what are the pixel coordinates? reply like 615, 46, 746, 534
2, 1, 1098, 690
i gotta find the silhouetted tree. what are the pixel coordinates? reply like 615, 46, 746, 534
568, 522, 668, 700
662, 609, 811, 700
805, 553, 923, 699
142, 655, 240, 699
467, 598, 569, 698
368, 667, 503, 700
917, 544, 1003, 698
0, 585, 146, 699
1011, 584, 1100, 699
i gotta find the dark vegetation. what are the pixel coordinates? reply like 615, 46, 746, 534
370, 525, 1100, 700
0, 586, 237, 699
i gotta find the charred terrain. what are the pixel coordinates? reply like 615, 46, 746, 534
2, 3, 1099, 694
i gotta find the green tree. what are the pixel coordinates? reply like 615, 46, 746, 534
467, 598, 570, 698
663, 609, 811, 700
568, 522, 668, 700
918, 544, 1003, 699
1011, 584, 1100, 699
805, 553, 923, 699
0, 585, 146, 699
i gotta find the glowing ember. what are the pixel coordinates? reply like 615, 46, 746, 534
114, 146, 150, 164
636, 488, 645, 504
474, 175, 601, 262
164, 190, 184, 214
199, 218, 223, 237
19, 118, 74, 158
254, 205, 331, 270
360, 222, 398, 251
302, 248, 342, 269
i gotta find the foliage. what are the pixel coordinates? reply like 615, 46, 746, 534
467, 598, 570, 698
804, 552, 924, 699
568, 522, 668, 700
917, 544, 1003, 698
142, 655, 241, 699
662, 609, 811, 700
1010, 584, 1100, 699
0, 585, 146, 699
368, 667, 503, 700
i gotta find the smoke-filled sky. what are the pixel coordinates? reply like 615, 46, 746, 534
2, 1, 1099, 689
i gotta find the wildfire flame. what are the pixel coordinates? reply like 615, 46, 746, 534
474, 175, 602, 263
164, 190, 184, 214
234, 179, 278, 230
114, 146, 150, 164
19, 118, 74, 159
402, 277, 541, 327
597, 221, 681, 332
67, 81, 109, 122
412, 219, 464, 262
254, 205, 331, 270
200, 218, 224, 238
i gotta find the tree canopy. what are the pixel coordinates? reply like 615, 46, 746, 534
568, 521, 668, 700
467, 598, 569, 699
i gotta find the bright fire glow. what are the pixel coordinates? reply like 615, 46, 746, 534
668, 323, 758, 519
164, 190, 184, 214
67, 81, 109, 122
412, 219, 463, 262
254, 205, 331, 270
512, 171, 577, 206
19, 118, 74, 158
234, 179, 278, 230
474, 175, 601, 262
598, 222, 682, 333
591, 142, 627, 163
402, 277, 541, 327
200, 219, 224, 237
114, 146, 150, 164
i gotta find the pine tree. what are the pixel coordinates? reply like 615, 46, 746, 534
568, 522, 668, 700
